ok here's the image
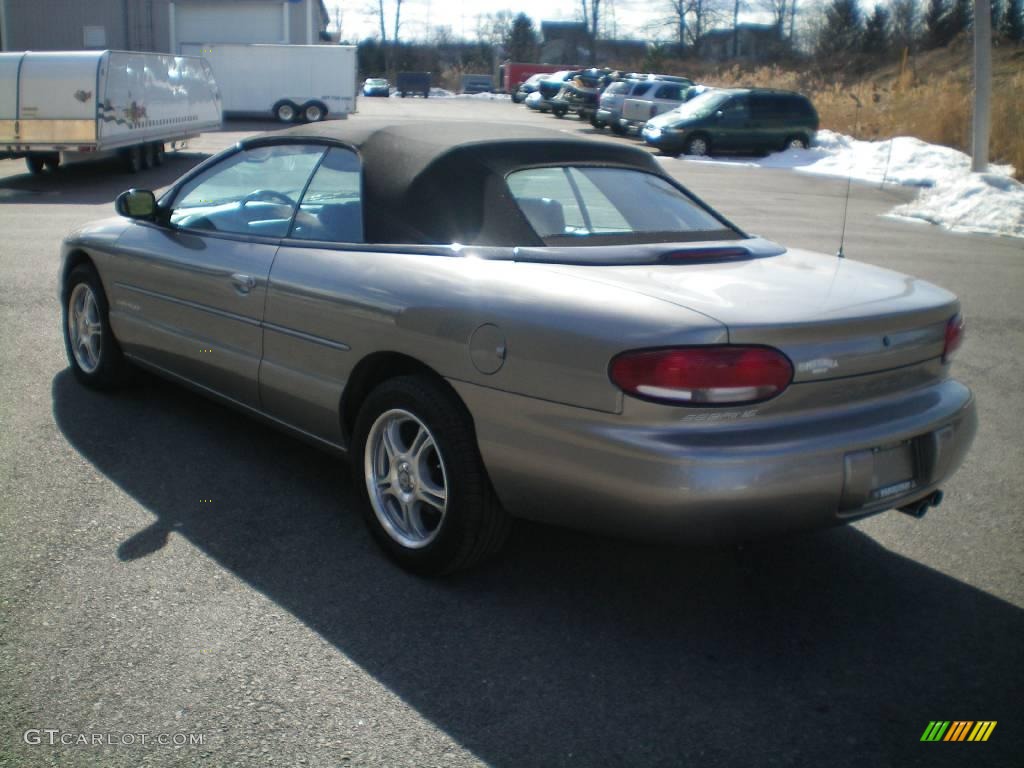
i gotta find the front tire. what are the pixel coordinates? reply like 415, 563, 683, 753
63, 264, 130, 389
352, 376, 510, 575
684, 134, 711, 156
273, 100, 298, 123
121, 145, 142, 173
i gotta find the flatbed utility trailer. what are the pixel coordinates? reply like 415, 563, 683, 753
0, 50, 222, 174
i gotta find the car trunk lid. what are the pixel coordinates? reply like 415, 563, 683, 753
539, 248, 957, 383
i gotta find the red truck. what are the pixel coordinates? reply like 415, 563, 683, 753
499, 62, 578, 94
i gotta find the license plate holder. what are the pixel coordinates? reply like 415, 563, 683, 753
869, 441, 918, 501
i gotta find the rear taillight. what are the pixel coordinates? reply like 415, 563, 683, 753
609, 346, 793, 406
943, 313, 965, 363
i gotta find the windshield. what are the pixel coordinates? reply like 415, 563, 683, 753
365, 79, 387, 86
668, 90, 730, 121
506, 166, 737, 246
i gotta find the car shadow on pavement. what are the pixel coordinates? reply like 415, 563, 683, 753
0, 151, 209, 206
52, 369, 1023, 768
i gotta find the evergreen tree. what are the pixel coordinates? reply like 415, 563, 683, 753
816, 0, 864, 56
863, 4, 891, 51
505, 13, 539, 62
991, 0, 1003, 33
924, 0, 952, 46
1004, 0, 1024, 40
947, 0, 971, 36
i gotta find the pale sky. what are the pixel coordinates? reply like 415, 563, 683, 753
324, 0, 685, 44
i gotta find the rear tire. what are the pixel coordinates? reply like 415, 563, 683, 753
273, 100, 298, 123
140, 143, 155, 170
26, 155, 45, 175
783, 134, 809, 150
610, 122, 626, 136
153, 142, 166, 166
63, 264, 130, 389
43, 153, 61, 172
302, 101, 326, 122
352, 375, 511, 575
552, 107, 567, 118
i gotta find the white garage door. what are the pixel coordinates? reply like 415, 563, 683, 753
175, 2, 284, 48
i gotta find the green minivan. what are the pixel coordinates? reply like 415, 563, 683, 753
641, 88, 819, 156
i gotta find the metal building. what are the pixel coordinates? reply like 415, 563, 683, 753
0, 0, 330, 53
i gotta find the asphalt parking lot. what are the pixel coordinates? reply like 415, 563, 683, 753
1, 96, 1022, 767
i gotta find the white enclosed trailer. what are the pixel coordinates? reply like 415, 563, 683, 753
180, 43, 357, 123
0, 50, 222, 174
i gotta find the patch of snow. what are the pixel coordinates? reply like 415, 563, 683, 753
889, 172, 1024, 238
455, 92, 511, 101
672, 130, 1021, 239
429, 87, 456, 98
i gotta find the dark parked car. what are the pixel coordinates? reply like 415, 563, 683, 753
643, 88, 819, 156
61, 121, 974, 574
396, 71, 431, 98
362, 78, 390, 97
512, 73, 549, 104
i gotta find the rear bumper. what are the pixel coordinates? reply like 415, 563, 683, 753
452, 378, 977, 540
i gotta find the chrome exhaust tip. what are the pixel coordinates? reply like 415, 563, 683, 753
898, 490, 944, 519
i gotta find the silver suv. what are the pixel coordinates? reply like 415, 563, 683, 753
594, 75, 693, 133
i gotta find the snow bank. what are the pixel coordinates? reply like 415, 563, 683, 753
677, 130, 1023, 239
890, 172, 1024, 238
421, 88, 509, 100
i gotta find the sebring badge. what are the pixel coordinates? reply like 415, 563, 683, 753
797, 357, 839, 375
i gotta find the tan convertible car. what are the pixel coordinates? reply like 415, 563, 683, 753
60, 121, 976, 574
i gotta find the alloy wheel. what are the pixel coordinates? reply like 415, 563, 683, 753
364, 408, 449, 549
68, 283, 103, 374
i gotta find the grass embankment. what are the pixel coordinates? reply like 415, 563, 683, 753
677, 43, 1024, 179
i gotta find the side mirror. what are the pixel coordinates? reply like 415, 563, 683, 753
115, 189, 157, 220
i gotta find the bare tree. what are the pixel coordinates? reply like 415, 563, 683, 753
662, 0, 727, 49
393, 0, 403, 45
579, 0, 602, 63
760, 0, 789, 33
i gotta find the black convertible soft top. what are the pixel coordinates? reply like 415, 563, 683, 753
241, 120, 680, 246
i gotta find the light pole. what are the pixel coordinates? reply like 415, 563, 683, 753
972, 0, 992, 172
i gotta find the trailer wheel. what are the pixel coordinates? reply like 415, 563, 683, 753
43, 153, 61, 172
302, 101, 327, 122
121, 146, 143, 173
153, 143, 166, 166
273, 100, 298, 123
26, 155, 45, 175
140, 143, 155, 170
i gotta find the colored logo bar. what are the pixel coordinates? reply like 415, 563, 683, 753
920, 721, 997, 742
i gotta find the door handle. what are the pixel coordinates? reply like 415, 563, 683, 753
231, 273, 256, 294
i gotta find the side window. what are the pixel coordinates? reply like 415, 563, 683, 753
507, 166, 723, 242
632, 82, 653, 97
170, 144, 325, 237
505, 167, 585, 236
720, 96, 749, 119
655, 84, 681, 100
290, 147, 364, 243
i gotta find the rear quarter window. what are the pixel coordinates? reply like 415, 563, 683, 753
506, 166, 736, 246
